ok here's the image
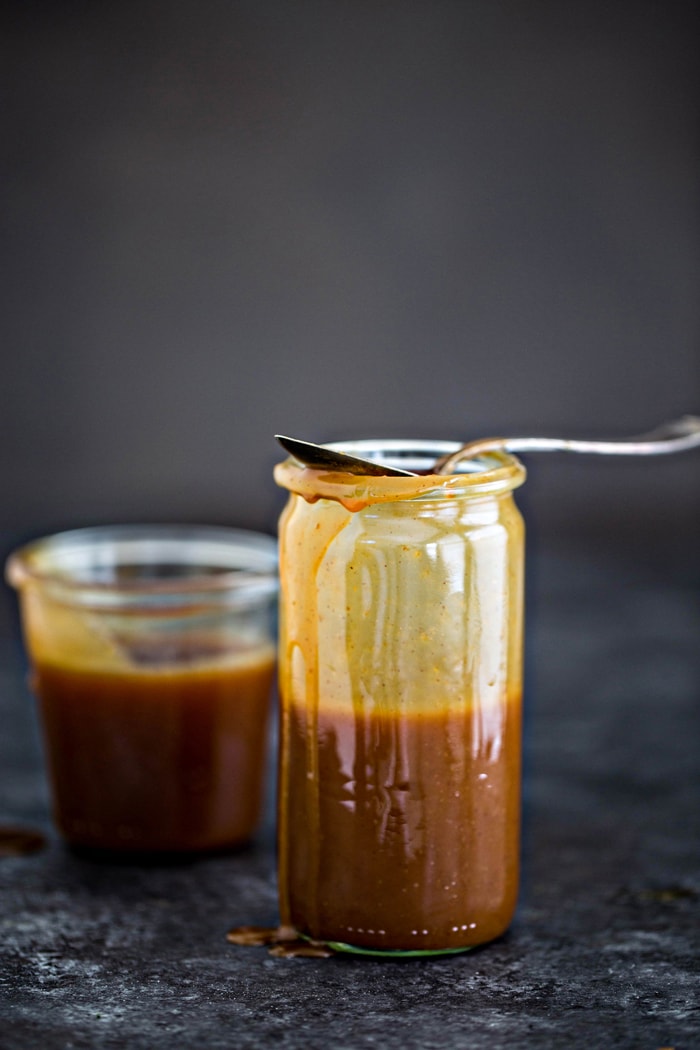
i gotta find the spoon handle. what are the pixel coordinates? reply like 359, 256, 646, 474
434, 416, 700, 474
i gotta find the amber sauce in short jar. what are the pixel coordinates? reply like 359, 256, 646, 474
33, 641, 275, 852
7, 525, 278, 854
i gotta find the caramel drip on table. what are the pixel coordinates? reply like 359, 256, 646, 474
0, 826, 46, 857
225, 924, 334, 958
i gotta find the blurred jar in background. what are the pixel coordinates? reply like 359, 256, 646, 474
7, 525, 278, 854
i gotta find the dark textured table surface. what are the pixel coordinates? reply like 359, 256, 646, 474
1, 546, 698, 1049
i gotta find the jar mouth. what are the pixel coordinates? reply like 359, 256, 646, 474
5, 524, 278, 610
274, 439, 526, 509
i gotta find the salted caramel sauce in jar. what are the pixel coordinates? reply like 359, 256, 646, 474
274, 440, 526, 956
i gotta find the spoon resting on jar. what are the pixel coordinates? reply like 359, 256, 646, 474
276, 416, 700, 476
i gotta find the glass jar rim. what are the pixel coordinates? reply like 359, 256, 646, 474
274, 439, 526, 509
5, 524, 278, 609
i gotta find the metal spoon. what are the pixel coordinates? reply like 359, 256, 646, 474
276, 416, 700, 477
434, 415, 700, 474
275, 435, 417, 476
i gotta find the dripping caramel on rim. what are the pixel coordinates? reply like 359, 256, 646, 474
274, 443, 525, 512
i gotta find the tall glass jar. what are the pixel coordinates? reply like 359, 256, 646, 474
274, 440, 526, 956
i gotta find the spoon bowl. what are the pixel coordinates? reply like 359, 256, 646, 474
275, 435, 418, 476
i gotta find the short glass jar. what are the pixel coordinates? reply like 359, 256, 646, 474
6, 524, 278, 853
274, 440, 526, 956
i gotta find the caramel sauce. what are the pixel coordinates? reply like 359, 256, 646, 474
278, 694, 521, 952
225, 924, 334, 958
0, 827, 46, 857
33, 642, 275, 852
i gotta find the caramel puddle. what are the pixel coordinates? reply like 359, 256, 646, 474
0, 826, 46, 857
226, 924, 335, 959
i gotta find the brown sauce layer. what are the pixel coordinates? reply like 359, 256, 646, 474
33, 645, 275, 852
0, 827, 46, 857
225, 924, 334, 958
279, 694, 521, 952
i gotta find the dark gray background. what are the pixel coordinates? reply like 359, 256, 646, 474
2, 1, 698, 563
1, 9, 699, 1043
